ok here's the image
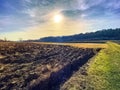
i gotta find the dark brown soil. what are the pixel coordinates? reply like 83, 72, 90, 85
0, 42, 100, 90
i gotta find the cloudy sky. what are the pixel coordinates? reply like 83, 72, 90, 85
0, 0, 120, 41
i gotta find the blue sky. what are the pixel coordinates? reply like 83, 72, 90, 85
0, 0, 120, 40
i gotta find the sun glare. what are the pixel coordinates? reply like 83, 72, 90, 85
54, 14, 62, 23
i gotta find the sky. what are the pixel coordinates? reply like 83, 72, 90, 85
0, 0, 120, 41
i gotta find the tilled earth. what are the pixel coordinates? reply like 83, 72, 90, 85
0, 42, 99, 90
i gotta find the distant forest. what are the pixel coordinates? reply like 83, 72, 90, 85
1, 28, 120, 42
37, 28, 120, 42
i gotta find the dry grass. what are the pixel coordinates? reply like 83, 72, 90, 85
34, 42, 108, 49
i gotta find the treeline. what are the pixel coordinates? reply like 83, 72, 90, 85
38, 28, 120, 42
0, 38, 8, 42
0, 39, 4, 42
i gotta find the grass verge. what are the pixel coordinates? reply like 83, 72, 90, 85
61, 42, 120, 90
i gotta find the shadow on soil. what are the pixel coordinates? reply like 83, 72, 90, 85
30, 51, 98, 90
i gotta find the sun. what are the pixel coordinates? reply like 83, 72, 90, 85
54, 14, 63, 23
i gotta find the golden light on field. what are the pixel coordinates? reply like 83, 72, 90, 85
53, 14, 63, 23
